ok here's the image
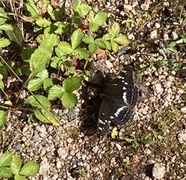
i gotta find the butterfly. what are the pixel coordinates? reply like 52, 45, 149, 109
97, 65, 139, 136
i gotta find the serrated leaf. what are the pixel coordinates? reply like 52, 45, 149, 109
74, 48, 89, 59
27, 78, 43, 91
89, 11, 107, 32
19, 161, 40, 176
0, 167, 13, 178
34, 109, 59, 126
102, 33, 112, 40
5, 25, 23, 47
114, 35, 130, 46
61, 92, 77, 109
25, 95, 51, 109
73, 2, 92, 17
57, 42, 73, 54
0, 153, 12, 166
25, 0, 41, 19
108, 22, 120, 38
93, 11, 107, 25
14, 174, 27, 180
48, 85, 64, 100
71, 29, 84, 49
10, 155, 22, 175
82, 36, 94, 44
63, 76, 82, 92
36, 18, 51, 27
29, 34, 55, 80
43, 78, 53, 91
88, 43, 97, 54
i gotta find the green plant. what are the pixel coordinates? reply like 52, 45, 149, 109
0, 153, 40, 179
0, 0, 130, 126
167, 34, 186, 52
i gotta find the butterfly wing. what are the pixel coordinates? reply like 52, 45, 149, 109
98, 66, 139, 135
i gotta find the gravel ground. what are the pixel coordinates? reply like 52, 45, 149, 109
0, 0, 186, 180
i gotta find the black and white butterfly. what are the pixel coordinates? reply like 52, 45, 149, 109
97, 66, 139, 136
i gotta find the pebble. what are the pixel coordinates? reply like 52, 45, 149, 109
181, 107, 186, 114
152, 163, 166, 179
177, 130, 186, 144
150, 30, 158, 39
115, 143, 122, 151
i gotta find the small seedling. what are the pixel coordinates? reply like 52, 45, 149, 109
0, 153, 40, 179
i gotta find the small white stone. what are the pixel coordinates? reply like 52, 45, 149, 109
178, 130, 186, 144
172, 31, 178, 40
164, 33, 169, 41
115, 143, 122, 151
152, 163, 166, 179
181, 107, 186, 113
155, 23, 160, 28
141, 4, 149, 10
150, 30, 158, 39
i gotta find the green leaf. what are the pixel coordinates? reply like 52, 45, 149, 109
25, 95, 51, 109
14, 174, 27, 180
95, 38, 107, 49
0, 7, 8, 25
27, 69, 48, 90
36, 18, 51, 27
34, 109, 59, 126
108, 22, 120, 38
82, 36, 94, 44
111, 127, 118, 138
88, 43, 97, 54
61, 92, 77, 109
89, 11, 107, 32
48, 85, 64, 100
50, 57, 64, 68
102, 33, 112, 40
27, 78, 43, 91
20, 161, 40, 177
57, 42, 73, 55
25, 0, 41, 19
63, 76, 82, 92
0, 153, 12, 166
0, 110, 6, 127
0, 24, 13, 31
43, 78, 53, 91
73, 2, 92, 17
141, 138, 155, 145
29, 34, 55, 80
5, 25, 23, 47
74, 48, 89, 59
10, 155, 22, 175
123, 156, 130, 166
111, 40, 119, 52
114, 35, 130, 46
71, 29, 84, 49
36, 69, 48, 79
0, 167, 13, 178
0, 74, 4, 90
